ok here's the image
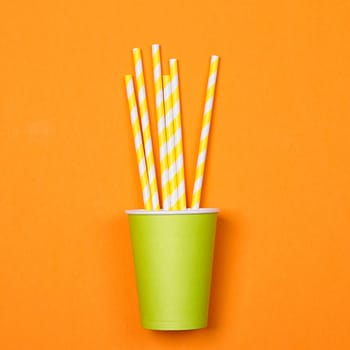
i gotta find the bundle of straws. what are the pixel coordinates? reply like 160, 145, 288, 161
124, 44, 219, 210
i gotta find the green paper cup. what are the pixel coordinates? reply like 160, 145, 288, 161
126, 208, 218, 331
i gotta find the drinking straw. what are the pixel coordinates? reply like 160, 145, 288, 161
191, 55, 220, 209
163, 74, 179, 210
152, 44, 170, 210
132, 48, 160, 210
169, 58, 187, 210
124, 75, 152, 210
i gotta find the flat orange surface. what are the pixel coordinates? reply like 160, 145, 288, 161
1, 0, 350, 349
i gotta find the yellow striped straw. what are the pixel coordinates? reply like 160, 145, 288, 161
152, 44, 170, 210
191, 55, 220, 209
163, 74, 179, 210
124, 75, 152, 210
132, 48, 160, 210
169, 58, 186, 210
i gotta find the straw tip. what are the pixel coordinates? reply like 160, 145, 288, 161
211, 55, 220, 60
132, 47, 141, 52
151, 44, 160, 54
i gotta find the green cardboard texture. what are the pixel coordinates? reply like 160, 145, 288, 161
127, 209, 218, 330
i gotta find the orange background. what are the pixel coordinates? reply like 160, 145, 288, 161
1, 0, 350, 349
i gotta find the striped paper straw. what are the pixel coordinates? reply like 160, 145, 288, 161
132, 48, 160, 210
163, 74, 179, 210
124, 75, 152, 210
169, 58, 186, 210
152, 44, 170, 210
191, 55, 220, 209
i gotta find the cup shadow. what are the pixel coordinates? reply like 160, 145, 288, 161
207, 213, 239, 329
145, 211, 241, 341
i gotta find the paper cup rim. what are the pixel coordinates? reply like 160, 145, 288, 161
125, 208, 219, 215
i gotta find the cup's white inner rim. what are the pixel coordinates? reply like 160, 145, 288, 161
125, 208, 219, 215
